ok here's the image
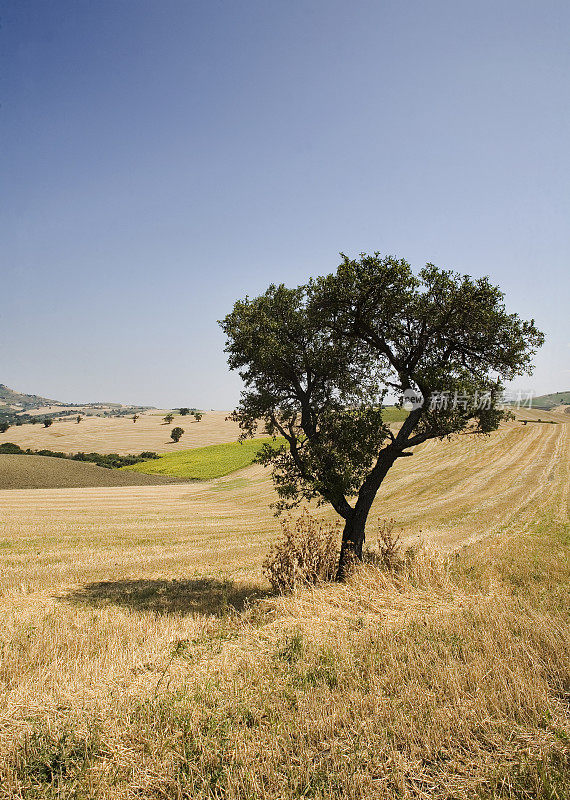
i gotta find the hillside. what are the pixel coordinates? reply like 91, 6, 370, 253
0, 410, 568, 797
0, 409, 241, 455
0, 383, 64, 410
0, 454, 189, 490
529, 390, 570, 409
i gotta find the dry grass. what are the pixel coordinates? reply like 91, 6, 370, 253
0, 540, 568, 799
262, 510, 340, 592
0, 409, 241, 455
0, 412, 568, 797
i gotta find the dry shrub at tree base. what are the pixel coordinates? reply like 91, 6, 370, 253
1, 548, 569, 799
263, 512, 416, 593
262, 510, 340, 592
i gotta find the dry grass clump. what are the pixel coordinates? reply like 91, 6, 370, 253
2, 547, 569, 799
262, 512, 414, 594
262, 509, 340, 592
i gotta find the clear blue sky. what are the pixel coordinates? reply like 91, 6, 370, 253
2, 0, 569, 408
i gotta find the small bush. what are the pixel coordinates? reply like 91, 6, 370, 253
263, 510, 339, 593
0, 421, 10, 433
0, 442, 24, 454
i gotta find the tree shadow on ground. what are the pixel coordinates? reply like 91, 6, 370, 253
66, 577, 272, 616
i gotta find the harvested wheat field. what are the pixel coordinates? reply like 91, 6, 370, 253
0, 409, 240, 455
0, 454, 189, 490
0, 411, 568, 798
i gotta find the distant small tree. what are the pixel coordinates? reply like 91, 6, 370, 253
170, 426, 184, 442
0, 422, 10, 433
43, 418, 53, 428
76, 415, 82, 424
178, 408, 190, 416
163, 413, 175, 424
132, 414, 139, 423
193, 411, 203, 422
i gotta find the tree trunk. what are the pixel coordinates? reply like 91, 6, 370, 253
335, 450, 398, 581
336, 512, 368, 581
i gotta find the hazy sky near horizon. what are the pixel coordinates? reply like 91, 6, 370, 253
2, 0, 569, 409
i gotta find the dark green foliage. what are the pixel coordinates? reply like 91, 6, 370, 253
0, 421, 10, 433
171, 426, 184, 442
220, 252, 544, 577
0, 442, 24, 454
43, 418, 53, 428
178, 407, 191, 415
71, 452, 160, 469
193, 411, 203, 422
0, 444, 159, 468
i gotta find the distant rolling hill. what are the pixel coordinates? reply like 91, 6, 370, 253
528, 391, 570, 410
0, 383, 64, 410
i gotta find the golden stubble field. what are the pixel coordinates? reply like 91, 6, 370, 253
1, 409, 568, 593
0, 408, 568, 798
0, 409, 241, 455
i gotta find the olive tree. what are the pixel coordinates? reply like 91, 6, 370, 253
220, 253, 544, 578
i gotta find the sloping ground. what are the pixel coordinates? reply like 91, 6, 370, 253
123, 437, 286, 479
0, 516, 569, 797
0, 383, 63, 408
0, 413, 568, 798
525, 389, 570, 409
0, 414, 567, 593
0, 455, 188, 490
0, 409, 240, 455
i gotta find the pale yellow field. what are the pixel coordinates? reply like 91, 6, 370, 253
0, 411, 569, 797
1, 409, 241, 454
1, 412, 567, 597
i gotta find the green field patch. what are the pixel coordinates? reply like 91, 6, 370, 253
122, 438, 285, 480
381, 405, 408, 422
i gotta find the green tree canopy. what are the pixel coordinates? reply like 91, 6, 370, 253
220, 253, 544, 578
171, 426, 184, 442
